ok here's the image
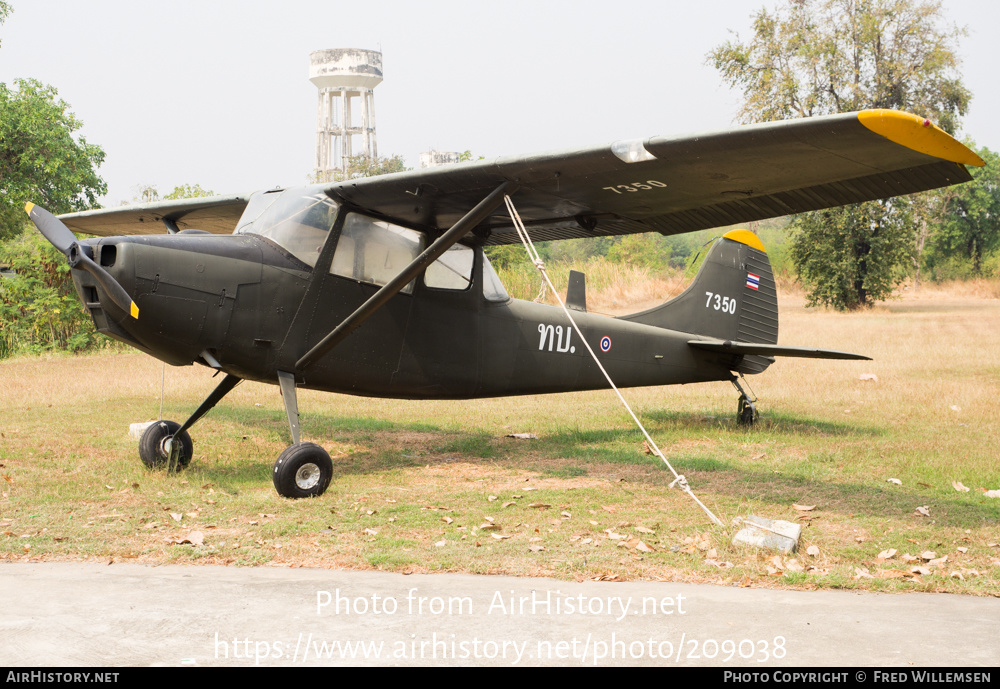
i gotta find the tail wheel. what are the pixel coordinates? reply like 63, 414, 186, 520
273, 442, 333, 498
139, 420, 193, 471
737, 396, 759, 427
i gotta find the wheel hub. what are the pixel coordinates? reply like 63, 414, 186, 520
295, 462, 321, 490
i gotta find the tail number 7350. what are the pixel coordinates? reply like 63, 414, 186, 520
705, 291, 737, 315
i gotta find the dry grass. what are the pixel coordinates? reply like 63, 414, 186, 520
498, 259, 691, 314
1, 282, 999, 593
902, 278, 1000, 300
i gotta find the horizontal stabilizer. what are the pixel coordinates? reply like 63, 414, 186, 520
688, 340, 871, 360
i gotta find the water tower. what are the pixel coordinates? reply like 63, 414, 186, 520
310, 49, 383, 176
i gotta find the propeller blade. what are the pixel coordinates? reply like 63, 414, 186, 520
24, 202, 76, 254
24, 202, 140, 319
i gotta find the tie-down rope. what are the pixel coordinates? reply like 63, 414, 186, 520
503, 195, 723, 526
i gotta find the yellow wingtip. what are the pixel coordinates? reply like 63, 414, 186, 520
130, 302, 139, 319
858, 110, 985, 167
24, 202, 35, 216
724, 229, 766, 253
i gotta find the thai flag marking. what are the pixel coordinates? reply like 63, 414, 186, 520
746, 272, 760, 290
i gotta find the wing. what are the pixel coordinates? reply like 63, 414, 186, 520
58, 195, 251, 236
329, 109, 984, 245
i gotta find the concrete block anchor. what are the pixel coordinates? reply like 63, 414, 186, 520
732, 515, 801, 554
129, 421, 156, 439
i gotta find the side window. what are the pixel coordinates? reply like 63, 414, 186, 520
331, 213, 424, 294
425, 244, 474, 290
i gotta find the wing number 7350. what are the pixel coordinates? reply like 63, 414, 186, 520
705, 291, 736, 314
603, 180, 667, 194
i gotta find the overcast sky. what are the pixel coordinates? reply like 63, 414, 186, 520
2, 0, 996, 206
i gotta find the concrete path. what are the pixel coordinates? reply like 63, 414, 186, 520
1, 562, 997, 667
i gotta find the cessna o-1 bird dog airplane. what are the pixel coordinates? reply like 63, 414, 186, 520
27, 109, 984, 498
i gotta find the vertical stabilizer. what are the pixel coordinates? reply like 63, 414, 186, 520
621, 230, 778, 373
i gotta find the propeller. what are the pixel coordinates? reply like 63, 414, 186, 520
25, 202, 139, 319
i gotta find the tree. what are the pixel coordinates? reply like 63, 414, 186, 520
0, 78, 107, 241
164, 183, 215, 200
121, 184, 215, 205
312, 154, 407, 183
605, 234, 672, 270
0, 231, 106, 356
127, 184, 159, 204
927, 145, 1000, 276
0, 2, 10, 47
0, 5, 109, 355
791, 201, 914, 308
710, 0, 971, 309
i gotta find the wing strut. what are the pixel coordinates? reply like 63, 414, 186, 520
296, 180, 516, 371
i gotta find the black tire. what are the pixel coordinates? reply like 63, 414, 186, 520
272, 442, 333, 499
139, 420, 193, 471
737, 397, 759, 427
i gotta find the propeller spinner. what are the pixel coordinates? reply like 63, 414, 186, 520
25, 202, 139, 319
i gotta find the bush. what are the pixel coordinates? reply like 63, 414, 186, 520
0, 232, 109, 357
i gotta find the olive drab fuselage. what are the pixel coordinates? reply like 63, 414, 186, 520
73, 221, 746, 400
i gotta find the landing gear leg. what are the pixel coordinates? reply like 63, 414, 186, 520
731, 375, 759, 427
139, 373, 243, 472
272, 371, 332, 499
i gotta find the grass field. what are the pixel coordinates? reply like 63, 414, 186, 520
1, 285, 998, 594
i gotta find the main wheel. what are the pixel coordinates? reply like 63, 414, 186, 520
139, 420, 193, 471
272, 442, 333, 499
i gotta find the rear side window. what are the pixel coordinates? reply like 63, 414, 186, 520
425, 244, 473, 290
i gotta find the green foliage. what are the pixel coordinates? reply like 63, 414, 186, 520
790, 201, 914, 309
312, 154, 408, 183
128, 184, 159, 204
708, 0, 970, 132
0, 79, 107, 240
605, 234, 672, 269
163, 183, 215, 200
710, 0, 971, 309
483, 244, 532, 272
124, 183, 214, 204
927, 146, 1000, 275
0, 232, 107, 357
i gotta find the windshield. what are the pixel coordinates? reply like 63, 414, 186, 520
239, 189, 339, 268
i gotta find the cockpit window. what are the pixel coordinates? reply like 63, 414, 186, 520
239, 190, 339, 268
330, 213, 425, 294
